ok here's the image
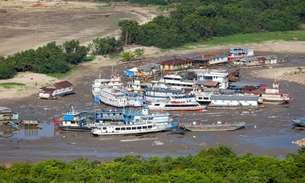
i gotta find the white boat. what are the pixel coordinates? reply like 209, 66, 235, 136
92, 74, 124, 104
157, 74, 195, 90
144, 88, 187, 103
243, 80, 291, 105
99, 88, 143, 108
126, 78, 151, 92
147, 96, 205, 111
91, 122, 166, 136
92, 78, 110, 98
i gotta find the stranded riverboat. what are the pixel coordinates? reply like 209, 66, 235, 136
91, 123, 167, 136
185, 121, 246, 131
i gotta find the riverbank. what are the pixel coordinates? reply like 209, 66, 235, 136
1, 41, 305, 100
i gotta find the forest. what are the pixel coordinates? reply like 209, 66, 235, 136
118, 0, 305, 48
1, 146, 305, 182
1, 0, 305, 79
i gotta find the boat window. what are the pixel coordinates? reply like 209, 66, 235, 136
121, 127, 126, 130
143, 126, 147, 129
137, 126, 142, 129
148, 125, 152, 128
132, 127, 136, 130
154, 104, 160, 106
127, 127, 131, 130
115, 128, 120, 130
103, 127, 107, 130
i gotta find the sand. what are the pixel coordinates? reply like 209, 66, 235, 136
1, 0, 305, 99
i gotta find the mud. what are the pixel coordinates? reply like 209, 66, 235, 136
0, 53, 305, 165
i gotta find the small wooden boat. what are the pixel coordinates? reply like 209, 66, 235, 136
185, 121, 246, 132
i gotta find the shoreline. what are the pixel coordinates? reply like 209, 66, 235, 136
1, 41, 305, 100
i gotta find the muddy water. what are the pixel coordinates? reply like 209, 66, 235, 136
0, 54, 305, 163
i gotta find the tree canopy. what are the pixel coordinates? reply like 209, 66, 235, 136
119, 0, 305, 48
1, 146, 305, 182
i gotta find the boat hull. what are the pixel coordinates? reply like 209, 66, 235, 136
186, 122, 246, 132
58, 126, 92, 132
292, 118, 305, 127
148, 107, 205, 111
92, 128, 165, 136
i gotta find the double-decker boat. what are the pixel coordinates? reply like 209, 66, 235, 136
147, 96, 205, 111
54, 107, 92, 132
143, 88, 187, 103
99, 87, 144, 108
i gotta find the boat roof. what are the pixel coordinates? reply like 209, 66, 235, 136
0, 106, 11, 112
145, 88, 183, 93
211, 94, 258, 100
230, 81, 265, 87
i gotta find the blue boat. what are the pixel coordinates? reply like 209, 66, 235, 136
292, 118, 305, 127
93, 108, 124, 123
54, 107, 93, 132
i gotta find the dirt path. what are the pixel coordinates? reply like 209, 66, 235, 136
1, 0, 305, 100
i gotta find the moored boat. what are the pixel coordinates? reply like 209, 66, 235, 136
243, 80, 291, 105
144, 88, 186, 103
147, 96, 205, 111
185, 121, 246, 131
54, 107, 93, 132
291, 118, 305, 128
99, 87, 144, 108
91, 123, 167, 136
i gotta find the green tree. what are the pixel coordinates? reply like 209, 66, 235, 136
133, 48, 145, 59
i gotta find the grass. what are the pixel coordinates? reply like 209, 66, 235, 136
84, 55, 96, 62
170, 29, 305, 51
4, 5, 23, 9
0, 82, 26, 89
47, 65, 78, 79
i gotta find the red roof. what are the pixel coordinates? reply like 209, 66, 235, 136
54, 80, 73, 89
194, 54, 218, 59
40, 80, 73, 93
159, 58, 195, 65
204, 81, 219, 87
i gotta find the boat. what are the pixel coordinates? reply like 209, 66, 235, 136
54, 107, 93, 132
143, 88, 187, 103
99, 87, 144, 108
291, 118, 305, 128
157, 74, 195, 90
243, 80, 291, 105
126, 78, 151, 92
185, 121, 246, 131
0, 106, 19, 125
91, 122, 167, 136
92, 74, 124, 104
93, 108, 124, 123
147, 96, 205, 111
123, 106, 178, 130
228, 47, 254, 61
92, 78, 111, 103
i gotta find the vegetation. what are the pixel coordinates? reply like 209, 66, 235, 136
1, 0, 305, 79
1, 146, 305, 182
121, 48, 145, 61
119, 0, 305, 48
0, 82, 25, 89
